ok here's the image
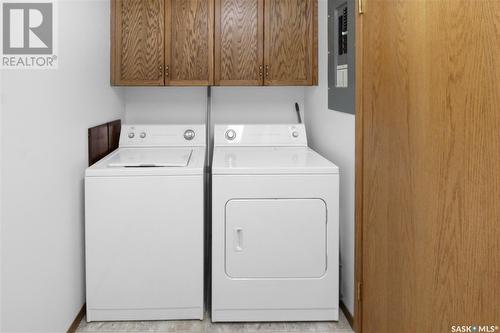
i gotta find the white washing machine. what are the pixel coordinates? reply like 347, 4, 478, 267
85, 125, 205, 322
211, 124, 339, 322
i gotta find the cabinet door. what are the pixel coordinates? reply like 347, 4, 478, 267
214, 0, 264, 86
111, 0, 165, 86
166, 0, 214, 86
264, 0, 318, 86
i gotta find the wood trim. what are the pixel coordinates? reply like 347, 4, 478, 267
214, 80, 263, 86
340, 300, 354, 329
159, 0, 166, 86
311, 0, 318, 86
207, 0, 215, 86
257, 0, 264, 86
263, 0, 270, 85
110, 0, 116, 85
113, 0, 120, 85
214, 0, 221, 85
354, 0, 364, 331
164, 0, 171, 86
167, 80, 214, 86
66, 304, 85, 333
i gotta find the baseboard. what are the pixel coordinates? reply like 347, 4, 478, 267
340, 300, 354, 329
67, 304, 86, 333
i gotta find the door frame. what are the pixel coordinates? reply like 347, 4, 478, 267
354, 0, 364, 332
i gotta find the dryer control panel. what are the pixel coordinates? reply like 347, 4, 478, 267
214, 124, 308, 147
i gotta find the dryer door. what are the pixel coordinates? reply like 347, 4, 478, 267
225, 199, 327, 279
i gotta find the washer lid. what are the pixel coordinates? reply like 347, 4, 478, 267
85, 147, 205, 177
107, 148, 192, 167
212, 147, 339, 175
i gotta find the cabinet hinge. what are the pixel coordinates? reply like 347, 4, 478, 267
358, 0, 365, 14
357, 282, 362, 301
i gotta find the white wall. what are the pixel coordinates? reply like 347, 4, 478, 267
211, 87, 304, 124
304, 0, 356, 315
125, 88, 207, 124
0, 1, 125, 332
124, 87, 304, 125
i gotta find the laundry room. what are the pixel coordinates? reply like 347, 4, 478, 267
1, 1, 498, 333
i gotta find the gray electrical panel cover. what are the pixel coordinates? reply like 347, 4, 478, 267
328, 0, 355, 114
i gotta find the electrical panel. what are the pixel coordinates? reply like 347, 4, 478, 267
336, 5, 348, 88
328, 0, 355, 114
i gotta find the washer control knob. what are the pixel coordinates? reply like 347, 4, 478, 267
128, 132, 135, 139
184, 129, 196, 141
292, 131, 300, 138
225, 129, 237, 141
139, 132, 147, 139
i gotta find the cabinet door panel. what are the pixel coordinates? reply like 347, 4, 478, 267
264, 0, 317, 86
215, 0, 264, 86
112, 0, 165, 86
166, 0, 214, 86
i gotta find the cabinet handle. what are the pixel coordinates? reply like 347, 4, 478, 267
259, 65, 263, 78
265, 65, 269, 79
165, 65, 170, 78
159, 65, 163, 77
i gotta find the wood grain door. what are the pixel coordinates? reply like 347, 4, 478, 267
214, 0, 264, 86
111, 0, 165, 86
358, 1, 500, 332
264, 0, 317, 86
165, 0, 214, 86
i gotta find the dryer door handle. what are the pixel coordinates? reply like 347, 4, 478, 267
234, 228, 243, 252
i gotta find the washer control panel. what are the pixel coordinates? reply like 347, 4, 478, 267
215, 124, 307, 147
120, 125, 205, 147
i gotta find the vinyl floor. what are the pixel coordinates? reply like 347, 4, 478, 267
76, 311, 353, 333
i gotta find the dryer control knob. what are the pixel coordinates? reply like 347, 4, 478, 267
140, 132, 147, 139
292, 131, 300, 138
184, 129, 196, 141
225, 129, 237, 141
128, 132, 135, 139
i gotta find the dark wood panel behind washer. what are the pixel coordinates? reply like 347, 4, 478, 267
88, 119, 122, 166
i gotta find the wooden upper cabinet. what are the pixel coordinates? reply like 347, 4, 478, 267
111, 0, 317, 86
111, 0, 165, 86
264, 0, 318, 86
214, 0, 264, 86
165, 0, 214, 86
